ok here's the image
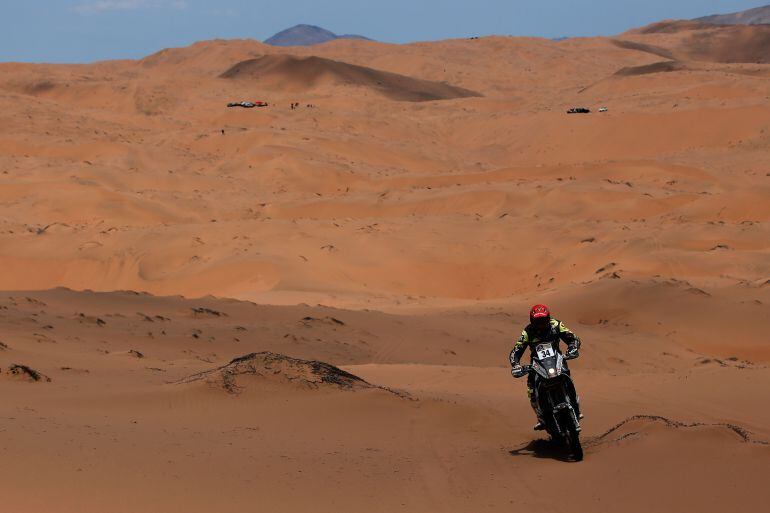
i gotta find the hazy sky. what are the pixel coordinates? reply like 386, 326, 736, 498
1, 0, 766, 63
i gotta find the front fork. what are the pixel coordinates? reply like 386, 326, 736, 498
542, 385, 582, 435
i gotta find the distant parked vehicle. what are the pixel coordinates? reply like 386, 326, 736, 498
598, 107, 608, 112
567, 107, 590, 114
227, 101, 268, 108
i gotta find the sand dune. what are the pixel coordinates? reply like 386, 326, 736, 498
173, 351, 391, 394
623, 21, 770, 63
1, 18, 769, 513
220, 54, 482, 101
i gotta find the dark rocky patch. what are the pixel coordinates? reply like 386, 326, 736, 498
76, 313, 106, 326
301, 316, 346, 327
5, 364, 51, 382
192, 307, 227, 318
595, 262, 617, 274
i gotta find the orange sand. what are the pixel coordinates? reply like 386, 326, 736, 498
0, 20, 768, 512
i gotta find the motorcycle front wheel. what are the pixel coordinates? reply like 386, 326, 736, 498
564, 421, 583, 461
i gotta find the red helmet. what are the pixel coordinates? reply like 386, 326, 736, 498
530, 304, 551, 324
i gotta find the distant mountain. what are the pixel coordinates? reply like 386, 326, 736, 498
695, 4, 770, 25
264, 24, 371, 47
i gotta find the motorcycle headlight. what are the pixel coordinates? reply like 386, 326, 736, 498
548, 368, 556, 375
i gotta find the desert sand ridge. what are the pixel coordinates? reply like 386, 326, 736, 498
172, 351, 382, 393
585, 414, 770, 446
695, 4, 770, 26
623, 20, 770, 63
220, 54, 482, 101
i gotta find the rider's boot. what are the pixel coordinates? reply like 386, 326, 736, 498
528, 385, 545, 430
531, 399, 545, 430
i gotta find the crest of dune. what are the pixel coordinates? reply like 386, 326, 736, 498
219, 54, 482, 101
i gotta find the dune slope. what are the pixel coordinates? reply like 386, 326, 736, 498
220, 54, 482, 101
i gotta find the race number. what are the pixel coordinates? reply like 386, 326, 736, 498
535, 343, 556, 359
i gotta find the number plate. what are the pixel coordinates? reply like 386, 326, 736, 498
535, 343, 556, 359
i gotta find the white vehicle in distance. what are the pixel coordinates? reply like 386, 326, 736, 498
598, 107, 608, 112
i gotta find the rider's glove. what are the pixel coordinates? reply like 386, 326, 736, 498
511, 364, 523, 376
566, 346, 579, 358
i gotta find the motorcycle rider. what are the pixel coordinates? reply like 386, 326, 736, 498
510, 304, 583, 431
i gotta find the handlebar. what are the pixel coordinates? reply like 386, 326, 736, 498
513, 351, 579, 378
512, 365, 531, 378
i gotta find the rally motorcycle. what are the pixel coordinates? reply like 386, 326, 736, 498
513, 343, 583, 461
